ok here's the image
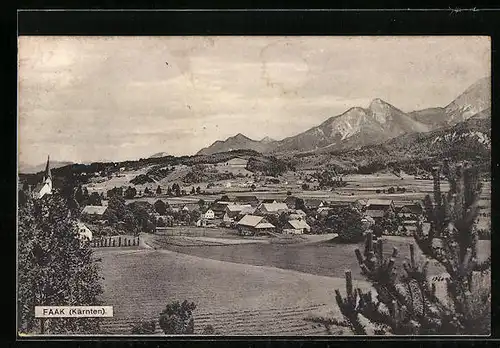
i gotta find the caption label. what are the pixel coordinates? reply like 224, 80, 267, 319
35, 306, 113, 318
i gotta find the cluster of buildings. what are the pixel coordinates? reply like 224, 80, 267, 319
184, 195, 425, 237
26, 156, 425, 242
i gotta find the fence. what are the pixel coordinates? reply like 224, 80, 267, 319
92, 236, 140, 248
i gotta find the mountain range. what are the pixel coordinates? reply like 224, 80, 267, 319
18, 160, 75, 174
195, 77, 490, 156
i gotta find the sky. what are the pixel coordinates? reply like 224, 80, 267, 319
18, 36, 490, 166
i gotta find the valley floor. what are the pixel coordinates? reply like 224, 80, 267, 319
95, 236, 490, 335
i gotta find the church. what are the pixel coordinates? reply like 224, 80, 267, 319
33, 155, 52, 199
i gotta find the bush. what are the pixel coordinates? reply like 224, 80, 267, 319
202, 325, 218, 335
131, 320, 156, 334
329, 208, 365, 243
159, 300, 197, 334
154, 199, 167, 215
130, 174, 155, 185
477, 228, 491, 240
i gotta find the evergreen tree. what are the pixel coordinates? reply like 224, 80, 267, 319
18, 194, 103, 334
310, 161, 491, 335
172, 183, 181, 197
154, 199, 167, 215
124, 186, 137, 199
156, 185, 162, 195
167, 186, 172, 196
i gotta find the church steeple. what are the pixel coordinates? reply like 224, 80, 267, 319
36, 155, 53, 199
43, 155, 51, 181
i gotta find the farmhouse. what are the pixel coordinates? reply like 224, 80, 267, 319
76, 221, 93, 242
182, 203, 200, 213
257, 203, 289, 215
364, 209, 386, 221
234, 195, 260, 207
328, 201, 352, 209
261, 199, 279, 204
201, 208, 215, 219
304, 199, 325, 210
317, 207, 332, 215
236, 214, 275, 236
289, 209, 307, 220
366, 199, 394, 211
223, 204, 254, 226
397, 202, 424, 217
294, 209, 307, 217
210, 202, 232, 218
283, 219, 311, 234
81, 205, 108, 219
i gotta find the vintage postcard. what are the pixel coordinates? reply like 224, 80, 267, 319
17, 36, 491, 336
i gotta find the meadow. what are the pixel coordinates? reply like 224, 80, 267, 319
95, 234, 490, 335
96, 247, 368, 335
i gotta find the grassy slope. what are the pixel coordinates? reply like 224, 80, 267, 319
95, 236, 490, 335
96, 248, 369, 335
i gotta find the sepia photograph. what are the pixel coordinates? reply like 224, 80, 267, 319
17, 36, 491, 336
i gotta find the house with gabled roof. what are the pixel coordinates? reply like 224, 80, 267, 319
76, 221, 93, 242
366, 199, 394, 211
236, 214, 275, 236
223, 204, 254, 226
234, 195, 260, 207
181, 203, 200, 213
201, 208, 215, 219
304, 199, 325, 210
257, 202, 289, 215
210, 201, 233, 218
81, 205, 108, 219
261, 199, 279, 204
365, 199, 394, 223
284, 219, 311, 234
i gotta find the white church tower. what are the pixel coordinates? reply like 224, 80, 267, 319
34, 155, 52, 199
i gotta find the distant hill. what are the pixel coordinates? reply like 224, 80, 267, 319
149, 152, 170, 159
18, 160, 74, 174
260, 136, 276, 144
196, 133, 274, 156
408, 107, 448, 129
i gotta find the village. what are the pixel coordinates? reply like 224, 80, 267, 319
17, 152, 488, 248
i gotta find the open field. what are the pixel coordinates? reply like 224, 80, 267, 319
95, 234, 490, 335
152, 236, 490, 280
96, 248, 371, 335
142, 232, 336, 247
